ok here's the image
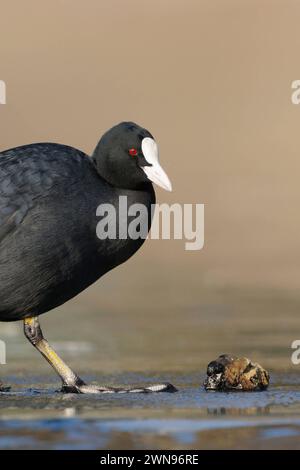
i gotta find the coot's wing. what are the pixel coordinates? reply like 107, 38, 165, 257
0, 143, 89, 243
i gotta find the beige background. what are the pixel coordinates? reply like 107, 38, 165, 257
1, 0, 300, 373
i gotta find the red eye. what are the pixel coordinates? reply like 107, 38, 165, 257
129, 148, 138, 157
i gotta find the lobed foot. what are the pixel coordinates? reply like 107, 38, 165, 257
61, 382, 177, 394
23, 317, 178, 395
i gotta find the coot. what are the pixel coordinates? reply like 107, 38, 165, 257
0, 122, 176, 393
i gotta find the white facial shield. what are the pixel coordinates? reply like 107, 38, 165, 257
141, 137, 172, 192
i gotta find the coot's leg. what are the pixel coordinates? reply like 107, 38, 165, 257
24, 316, 177, 394
24, 316, 85, 392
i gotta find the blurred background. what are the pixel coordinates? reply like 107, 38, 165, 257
1, 0, 300, 379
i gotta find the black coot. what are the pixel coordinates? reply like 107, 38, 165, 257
0, 122, 176, 393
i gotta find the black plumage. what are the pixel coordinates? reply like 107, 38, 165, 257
0, 123, 156, 321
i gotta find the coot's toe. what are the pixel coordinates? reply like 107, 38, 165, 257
61, 382, 178, 394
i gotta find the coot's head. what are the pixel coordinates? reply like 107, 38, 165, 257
92, 122, 172, 191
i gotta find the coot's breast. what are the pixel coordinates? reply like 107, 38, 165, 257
0, 143, 155, 321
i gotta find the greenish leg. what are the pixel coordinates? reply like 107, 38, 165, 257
23, 316, 177, 394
